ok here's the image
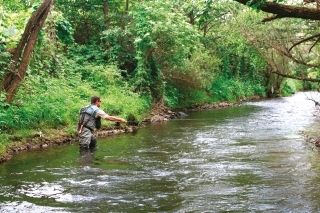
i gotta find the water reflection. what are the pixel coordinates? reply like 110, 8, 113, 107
78, 147, 96, 167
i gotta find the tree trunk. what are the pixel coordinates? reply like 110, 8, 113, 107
0, 0, 54, 103
104, 0, 109, 31
125, 0, 129, 12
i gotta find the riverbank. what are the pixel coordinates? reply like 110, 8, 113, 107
0, 101, 240, 164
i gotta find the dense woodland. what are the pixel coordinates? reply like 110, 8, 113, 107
1, 0, 320, 156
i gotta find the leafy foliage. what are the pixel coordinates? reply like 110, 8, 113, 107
0, 5, 33, 48
55, 19, 74, 45
246, 0, 285, 10
0, 64, 149, 132
211, 76, 265, 102
281, 79, 297, 96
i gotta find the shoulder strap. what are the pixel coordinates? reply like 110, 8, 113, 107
78, 107, 87, 126
78, 107, 95, 134
90, 105, 99, 118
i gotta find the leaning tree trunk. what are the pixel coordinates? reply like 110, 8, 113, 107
104, 0, 109, 31
0, 0, 54, 103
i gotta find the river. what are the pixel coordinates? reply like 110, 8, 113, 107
1, 92, 320, 212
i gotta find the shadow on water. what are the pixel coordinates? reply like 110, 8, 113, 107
2, 92, 320, 212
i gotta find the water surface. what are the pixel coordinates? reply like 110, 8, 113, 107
1, 92, 320, 212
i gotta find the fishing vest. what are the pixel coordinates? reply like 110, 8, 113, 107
78, 105, 101, 132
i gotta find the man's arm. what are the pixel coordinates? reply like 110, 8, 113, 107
97, 109, 126, 123
105, 116, 126, 123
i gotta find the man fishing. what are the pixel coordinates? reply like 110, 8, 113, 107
78, 95, 126, 149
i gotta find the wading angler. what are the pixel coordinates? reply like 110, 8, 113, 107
77, 95, 126, 149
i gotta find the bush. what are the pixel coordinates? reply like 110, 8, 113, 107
210, 76, 266, 102
281, 79, 296, 96
164, 85, 181, 108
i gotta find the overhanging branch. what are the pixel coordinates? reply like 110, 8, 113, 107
233, 0, 320, 21
271, 70, 320, 83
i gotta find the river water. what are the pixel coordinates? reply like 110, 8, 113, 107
1, 92, 320, 212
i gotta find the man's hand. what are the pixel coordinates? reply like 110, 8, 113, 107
118, 118, 126, 123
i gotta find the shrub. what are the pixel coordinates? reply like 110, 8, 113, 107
281, 79, 296, 96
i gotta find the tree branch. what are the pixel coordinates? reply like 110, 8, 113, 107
271, 70, 320, 82
233, 0, 320, 21
262, 14, 283, 22
253, 37, 320, 68
309, 36, 320, 53
289, 33, 320, 52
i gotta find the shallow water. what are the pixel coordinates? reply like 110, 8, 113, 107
1, 92, 320, 212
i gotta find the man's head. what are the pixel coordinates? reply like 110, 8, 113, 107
91, 95, 101, 107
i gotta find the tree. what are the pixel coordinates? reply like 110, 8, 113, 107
0, 0, 54, 103
230, 0, 320, 86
